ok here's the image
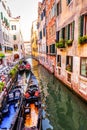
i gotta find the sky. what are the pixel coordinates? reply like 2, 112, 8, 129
7, 0, 42, 41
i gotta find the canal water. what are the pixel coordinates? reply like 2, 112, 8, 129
24, 58, 87, 130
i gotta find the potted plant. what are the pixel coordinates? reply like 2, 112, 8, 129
78, 35, 87, 44
0, 82, 4, 92
66, 39, 73, 46
0, 53, 5, 58
56, 38, 65, 48
66, 64, 71, 72
9, 65, 18, 79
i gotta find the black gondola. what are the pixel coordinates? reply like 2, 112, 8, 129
0, 77, 23, 130
16, 73, 42, 130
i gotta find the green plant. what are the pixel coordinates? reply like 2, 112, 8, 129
19, 60, 22, 64
66, 40, 73, 46
0, 52, 5, 58
66, 64, 71, 72
0, 82, 4, 92
56, 39, 65, 48
78, 35, 87, 44
6, 50, 12, 53
9, 65, 18, 78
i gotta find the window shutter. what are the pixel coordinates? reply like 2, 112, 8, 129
0, 12, 3, 20
66, 56, 69, 65
46, 46, 48, 53
79, 15, 84, 36
68, 24, 70, 40
40, 31, 42, 39
13, 35, 16, 40
56, 31, 59, 42
71, 56, 73, 72
61, 28, 63, 39
60, 0, 62, 13
50, 45, 51, 53
53, 44, 55, 53
72, 21, 75, 40
65, 26, 68, 41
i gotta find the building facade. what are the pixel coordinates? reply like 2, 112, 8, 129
55, 0, 87, 100
45, 0, 56, 73
9, 16, 24, 62
37, 1, 46, 66
37, 0, 87, 101
0, 0, 11, 66
31, 20, 38, 59
0, 0, 24, 66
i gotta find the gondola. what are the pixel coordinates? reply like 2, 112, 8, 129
16, 73, 42, 130
25, 63, 31, 72
0, 76, 23, 130
19, 63, 25, 72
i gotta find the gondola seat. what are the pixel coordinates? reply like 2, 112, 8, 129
24, 108, 31, 114
2, 104, 9, 114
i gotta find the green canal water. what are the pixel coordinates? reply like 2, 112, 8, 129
26, 58, 87, 130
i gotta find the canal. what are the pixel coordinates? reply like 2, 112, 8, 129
24, 58, 87, 130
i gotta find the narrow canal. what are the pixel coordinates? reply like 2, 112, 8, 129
23, 58, 87, 130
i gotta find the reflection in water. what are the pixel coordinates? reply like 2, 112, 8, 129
26, 58, 87, 130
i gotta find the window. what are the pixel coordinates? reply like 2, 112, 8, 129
43, 9, 45, 17
66, 56, 73, 72
65, 21, 74, 41
37, 22, 39, 29
43, 27, 45, 36
46, 46, 48, 54
41, 12, 43, 21
57, 55, 61, 67
80, 57, 87, 77
57, 1, 61, 16
0, 12, 3, 20
84, 15, 87, 35
13, 35, 16, 40
51, 4, 55, 18
11, 25, 16, 30
40, 31, 42, 39
49, 44, 55, 54
62, 28, 65, 40
79, 15, 87, 36
14, 44, 18, 51
56, 31, 60, 42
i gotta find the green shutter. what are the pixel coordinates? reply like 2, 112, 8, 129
68, 24, 70, 40
0, 12, 3, 20
65, 26, 68, 41
61, 28, 63, 39
71, 56, 73, 72
13, 35, 16, 40
72, 21, 75, 40
79, 15, 84, 37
